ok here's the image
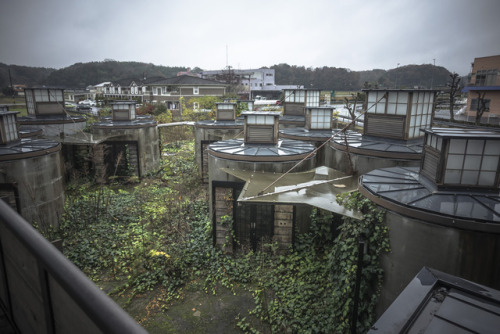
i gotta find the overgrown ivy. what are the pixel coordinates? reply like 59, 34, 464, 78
54, 139, 389, 332
237, 194, 389, 333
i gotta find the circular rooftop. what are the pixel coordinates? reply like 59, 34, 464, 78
93, 115, 157, 129
359, 166, 500, 233
279, 115, 305, 124
208, 139, 316, 162
18, 127, 43, 138
0, 138, 61, 161
280, 128, 340, 142
331, 131, 423, 160
195, 119, 244, 129
18, 114, 86, 124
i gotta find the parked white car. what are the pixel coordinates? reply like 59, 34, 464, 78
78, 99, 96, 106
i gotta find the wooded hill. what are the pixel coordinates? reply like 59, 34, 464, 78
270, 63, 454, 91
1, 60, 456, 92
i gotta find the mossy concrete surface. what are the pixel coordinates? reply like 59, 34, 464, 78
123, 284, 264, 333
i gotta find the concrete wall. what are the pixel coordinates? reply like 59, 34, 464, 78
208, 154, 316, 251
0, 151, 64, 231
194, 126, 243, 179
377, 210, 500, 316
93, 126, 160, 177
325, 145, 421, 175
33, 121, 87, 137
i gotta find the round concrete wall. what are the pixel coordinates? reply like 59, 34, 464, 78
208, 154, 316, 251
0, 150, 64, 231
326, 145, 421, 175
377, 210, 500, 316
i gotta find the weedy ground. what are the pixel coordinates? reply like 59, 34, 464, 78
53, 137, 388, 333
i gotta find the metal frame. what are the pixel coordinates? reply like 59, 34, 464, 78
369, 267, 500, 333
0, 200, 147, 334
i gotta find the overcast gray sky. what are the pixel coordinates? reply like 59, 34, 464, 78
1, 0, 499, 76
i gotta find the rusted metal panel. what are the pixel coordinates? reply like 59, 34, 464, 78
365, 115, 405, 139
420, 147, 440, 182
246, 126, 273, 143
36, 102, 65, 115
283, 103, 304, 116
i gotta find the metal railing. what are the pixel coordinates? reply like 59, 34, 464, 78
0, 200, 148, 334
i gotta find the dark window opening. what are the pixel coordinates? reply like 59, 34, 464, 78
105, 141, 139, 178
470, 98, 491, 111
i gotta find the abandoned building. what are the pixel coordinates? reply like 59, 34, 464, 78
359, 127, 500, 315
194, 102, 244, 183
92, 101, 160, 182
0, 107, 65, 231
207, 111, 319, 252
327, 89, 437, 175
17, 87, 87, 137
280, 88, 321, 128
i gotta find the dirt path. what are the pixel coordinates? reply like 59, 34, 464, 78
132, 284, 265, 333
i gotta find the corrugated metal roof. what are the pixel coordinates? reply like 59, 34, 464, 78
369, 267, 500, 334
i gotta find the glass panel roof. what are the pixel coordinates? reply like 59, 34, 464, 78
280, 128, 339, 141
333, 130, 423, 155
0, 138, 60, 159
221, 166, 362, 220
360, 166, 500, 224
209, 139, 315, 158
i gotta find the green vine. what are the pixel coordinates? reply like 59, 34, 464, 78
240, 192, 390, 333
51, 138, 390, 332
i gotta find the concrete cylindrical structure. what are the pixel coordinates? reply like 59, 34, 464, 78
208, 138, 316, 252
376, 209, 500, 316
0, 139, 64, 231
359, 165, 500, 316
92, 115, 160, 180
326, 131, 423, 175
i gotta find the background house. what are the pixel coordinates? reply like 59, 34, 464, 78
145, 75, 227, 114
462, 54, 500, 121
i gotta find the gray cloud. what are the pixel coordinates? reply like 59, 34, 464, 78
1, 0, 499, 75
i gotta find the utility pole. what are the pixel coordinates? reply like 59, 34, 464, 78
8, 69, 15, 103
395, 63, 400, 89
431, 59, 436, 89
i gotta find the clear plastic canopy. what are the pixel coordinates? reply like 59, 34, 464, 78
221, 166, 362, 220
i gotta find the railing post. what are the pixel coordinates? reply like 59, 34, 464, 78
38, 264, 55, 334
0, 237, 15, 330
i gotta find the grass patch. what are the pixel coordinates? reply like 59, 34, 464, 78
51, 138, 389, 333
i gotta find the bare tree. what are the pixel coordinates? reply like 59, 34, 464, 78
344, 93, 361, 128
447, 73, 461, 122
474, 91, 489, 125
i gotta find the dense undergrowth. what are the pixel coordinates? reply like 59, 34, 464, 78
53, 139, 389, 333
